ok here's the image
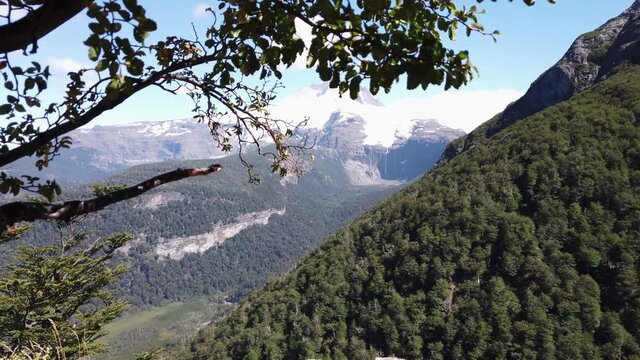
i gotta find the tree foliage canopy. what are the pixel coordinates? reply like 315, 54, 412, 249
0, 0, 551, 230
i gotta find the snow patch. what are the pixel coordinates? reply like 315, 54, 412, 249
270, 84, 522, 146
137, 121, 193, 137
133, 192, 186, 210
155, 208, 286, 260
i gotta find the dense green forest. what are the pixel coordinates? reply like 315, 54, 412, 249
185, 65, 640, 359
15, 149, 399, 307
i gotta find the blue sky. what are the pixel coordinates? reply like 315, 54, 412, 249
30, 1, 633, 127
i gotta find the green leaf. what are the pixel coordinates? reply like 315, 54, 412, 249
118, 9, 131, 21
437, 18, 448, 31
0, 104, 11, 115
139, 19, 157, 32
88, 46, 100, 61
133, 28, 150, 43
406, 71, 420, 90
0, 180, 9, 194
89, 22, 105, 35
349, 76, 362, 100
95, 59, 108, 72
367, 0, 385, 13
318, 67, 332, 81
306, 53, 317, 68
126, 58, 144, 76
35, 77, 47, 92
106, 78, 124, 101
123, 0, 138, 12
84, 34, 100, 47
24, 77, 35, 91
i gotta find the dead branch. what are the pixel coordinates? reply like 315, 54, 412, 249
0, 163, 223, 230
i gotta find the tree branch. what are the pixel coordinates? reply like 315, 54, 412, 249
0, 163, 223, 230
0, 0, 91, 54
0, 53, 219, 168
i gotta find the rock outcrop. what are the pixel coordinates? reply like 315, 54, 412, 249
443, 0, 640, 160
493, 0, 640, 135
319, 114, 465, 182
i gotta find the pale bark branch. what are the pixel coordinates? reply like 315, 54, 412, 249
0, 164, 223, 230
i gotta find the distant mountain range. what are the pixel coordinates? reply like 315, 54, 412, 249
2, 119, 225, 185
4, 84, 465, 186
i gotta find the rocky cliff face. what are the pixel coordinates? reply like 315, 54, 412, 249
444, 0, 640, 160
318, 112, 368, 155
494, 0, 640, 134
368, 119, 464, 180
318, 112, 465, 182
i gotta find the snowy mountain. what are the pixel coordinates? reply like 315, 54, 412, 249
2, 119, 225, 186
5, 85, 469, 186
271, 84, 465, 183
73, 118, 224, 170
272, 83, 449, 147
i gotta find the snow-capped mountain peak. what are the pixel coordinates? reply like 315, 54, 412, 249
322, 111, 363, 130
136, 119, 193, 137
272, 83, 467, 147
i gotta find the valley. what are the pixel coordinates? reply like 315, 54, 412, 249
1, 1, 638, 359
11, 88, 465, 356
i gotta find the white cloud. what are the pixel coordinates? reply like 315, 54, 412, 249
389, 88, 524, 133
291, 18, 313, 70
270, 85, 524, 146
192, 3, 211, 19
48, 57, 89, 75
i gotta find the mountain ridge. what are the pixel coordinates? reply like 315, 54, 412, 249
3, 106, 463, 187
443, 0, 640, 161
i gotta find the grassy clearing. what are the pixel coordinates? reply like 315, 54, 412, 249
98, 297, 233, 359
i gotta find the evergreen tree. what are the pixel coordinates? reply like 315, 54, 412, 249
0, 231, 130, 358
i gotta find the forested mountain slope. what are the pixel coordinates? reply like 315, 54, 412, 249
187, 64, 640, 359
